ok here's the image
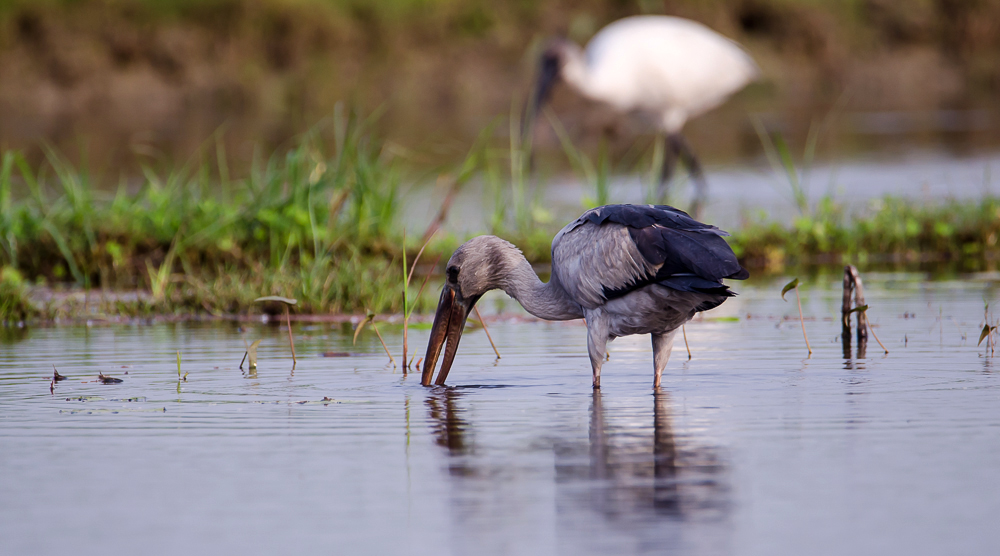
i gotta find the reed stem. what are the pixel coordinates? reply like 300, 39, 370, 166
795, 288, 812, 355
371, 321, 395, 366
285, 305, 296, 364
474, 306, 501, 359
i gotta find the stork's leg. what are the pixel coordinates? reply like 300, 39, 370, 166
670, 134, 708, 218
656, 133, 680, 203
586, 312, 610, 389
651, 330, 677, 389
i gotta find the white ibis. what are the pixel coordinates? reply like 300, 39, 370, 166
421, 204, 748, 389
525, 16, 760, 213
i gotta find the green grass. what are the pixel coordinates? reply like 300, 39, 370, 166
730, 196, 1000, 271
0, 108, 416, 320
0, 266, 35, 322
0, 107, 560, 322
2, 108, 999, 323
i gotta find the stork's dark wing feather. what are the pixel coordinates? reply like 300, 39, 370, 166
579, 203, 720, 235
552, 204, 748, 309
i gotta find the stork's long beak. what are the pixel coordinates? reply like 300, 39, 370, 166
421, 286, 479, 386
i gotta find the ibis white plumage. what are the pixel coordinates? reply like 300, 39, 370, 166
526, 16, 760, 213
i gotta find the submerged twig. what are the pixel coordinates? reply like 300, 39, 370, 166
474, 306, 501, 359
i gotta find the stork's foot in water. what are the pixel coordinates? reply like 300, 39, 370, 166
652, 330, 678, 388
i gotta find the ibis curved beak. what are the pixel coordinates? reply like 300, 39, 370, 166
521, 48, 561, 148
421, 285, 480, 386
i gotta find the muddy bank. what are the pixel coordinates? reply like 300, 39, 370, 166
1, 0, 999, 176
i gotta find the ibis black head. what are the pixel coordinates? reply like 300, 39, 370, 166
522, 39, 573, 145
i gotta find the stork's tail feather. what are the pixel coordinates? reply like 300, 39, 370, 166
657, 275, 734, 297
656, 275, 735, 313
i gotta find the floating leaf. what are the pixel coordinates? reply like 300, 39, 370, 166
848, 304, 869, 314
781, 278, 799, 301
254, 296, 298, 305
247, 339, 262, 369
979, 324, 993, 346
97, 372, 123, 384
705, 316, 740, 322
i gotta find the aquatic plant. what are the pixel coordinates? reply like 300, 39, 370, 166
255, 296, 298, 365
354, 313, 395, 366
781, 277, 812, 356
176, 350, 188, 381
848, 305, 888, 354
980, 302, 998, 357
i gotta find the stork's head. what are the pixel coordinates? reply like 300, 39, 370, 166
421, 236, 519, 386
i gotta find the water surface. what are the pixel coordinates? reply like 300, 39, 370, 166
2, 274, 999, 555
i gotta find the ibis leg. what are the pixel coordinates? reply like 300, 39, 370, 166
670, 133, 708, 218
656, 133, 680, 203
652, 330, 677, 388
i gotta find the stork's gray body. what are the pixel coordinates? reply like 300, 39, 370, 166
421, 204, 748, 388
550, 205, 745, 386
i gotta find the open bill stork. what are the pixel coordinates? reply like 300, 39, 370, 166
421, 204, 748, 389
524, 16, 759, 213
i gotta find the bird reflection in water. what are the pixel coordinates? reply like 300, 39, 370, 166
572, 389, 728, 521
425, 389, 474, 476
424, 388, 731, 552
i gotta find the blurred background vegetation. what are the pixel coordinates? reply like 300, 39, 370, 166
1, 0, 999, 174
1, 0, 999, 321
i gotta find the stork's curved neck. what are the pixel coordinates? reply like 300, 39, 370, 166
498, 255, 583, 321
